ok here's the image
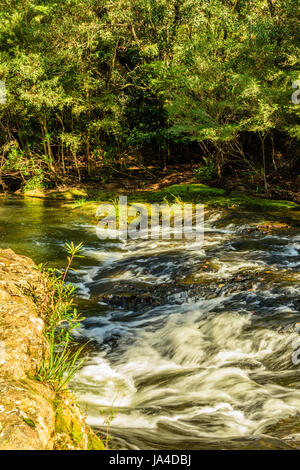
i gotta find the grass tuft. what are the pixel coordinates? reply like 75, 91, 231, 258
34, 242, 87, 391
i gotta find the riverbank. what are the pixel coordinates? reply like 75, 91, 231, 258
12, 182, 299, 207
15, 183, 300, 230
0, 248, 104, 450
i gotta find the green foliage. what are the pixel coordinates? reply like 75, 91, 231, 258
0, 0, 299, 182
194, 158, 217, 182
23, 172, 45, 192
35, 242, 87, 391
72, 197, 87, 207
22, 417, 36, 428
36, 329, 87, 391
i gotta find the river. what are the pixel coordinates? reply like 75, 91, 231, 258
0, 196, 300, 449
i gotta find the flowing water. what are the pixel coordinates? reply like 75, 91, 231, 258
1, 196, 300, 449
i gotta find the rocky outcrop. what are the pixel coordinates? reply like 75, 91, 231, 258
0, 249, 104, 450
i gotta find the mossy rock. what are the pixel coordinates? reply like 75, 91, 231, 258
88, 433, 106, 450
72, 201, 101, 213
47, 188, 88, 201
54, 392, 105, 450
23, 188, 47, 198
61, 183, 299, 216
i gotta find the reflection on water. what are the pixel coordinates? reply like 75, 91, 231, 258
0, 196, 300, 449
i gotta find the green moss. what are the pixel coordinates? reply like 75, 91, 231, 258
23, 183, 298, 214
47, 188, 88, 200
87, 433, 106, 450
162, 183, 226, 197
153, 185, 297, 210
73, 183, 299, 214
71, 201, 102, 213
223, 191, 297, 210
54, 393, 105, 450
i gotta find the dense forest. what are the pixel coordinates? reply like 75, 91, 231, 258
0, 0, 299, 194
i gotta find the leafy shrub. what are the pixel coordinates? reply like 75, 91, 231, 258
194, 158, 217, 181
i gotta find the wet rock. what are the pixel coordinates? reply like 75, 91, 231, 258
98, 285, 166, 309
265, 415, 300, 447
236, 222, 290, 235
236, 225, 260, 235
94, 264, 299, 318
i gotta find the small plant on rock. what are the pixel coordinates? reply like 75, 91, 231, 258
35, 242, 87, 391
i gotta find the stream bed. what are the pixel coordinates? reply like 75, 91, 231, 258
1, 196, 300, 449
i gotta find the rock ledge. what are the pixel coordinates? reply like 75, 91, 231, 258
0, 249, 104, 450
